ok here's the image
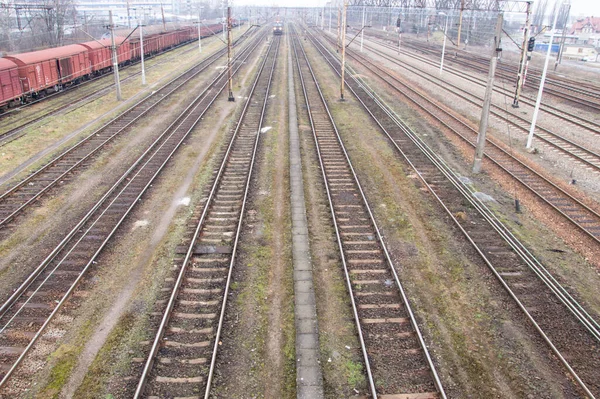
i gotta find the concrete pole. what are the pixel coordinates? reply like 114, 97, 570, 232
526, 5, 561, 149
554, 3, 570, 71
512, 1, 532, 107
140, 19, 146, 85
329, 6, 332, 33
456, 0, 464, 53
337, 7, 341, 50
340, 1, 348, 100
109, 11, 122, 101
322, 7, 325, 29
439, 13, 448, 75
198, 8, 202, 54
161, 4, 166, 31
360, 6, 365, 52
472, 13, 503, 174
227, 6, 234, 102
127, 1, 131, 28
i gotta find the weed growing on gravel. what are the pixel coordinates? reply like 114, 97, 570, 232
344, 360, 365, 387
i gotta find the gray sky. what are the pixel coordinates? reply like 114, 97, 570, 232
570, 0, 600, 17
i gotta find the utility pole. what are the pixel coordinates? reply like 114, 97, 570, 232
472, 13, 503, 174
439, 12, 449, 75
456, 0, 465, 53
340, 1, 348, 100
321, 7, 324, 29
198, 7, 203, 54
337, 7, 341, 51
329, 6, 332, 33
139, 19, 146, 86
527, 4, 561, 150
109, 11, 122, 101
360, 6, 365, 52
227, 6, 234, 102
127, 1, 131, 28
554, 2, 570, 71
512, 1, 532, 108
161, 4, 166, 31
222, 0, 226, 41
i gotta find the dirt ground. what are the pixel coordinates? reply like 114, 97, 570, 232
212, 36, 295, 399
0, 29, 266, 398
300, 29, 593, 397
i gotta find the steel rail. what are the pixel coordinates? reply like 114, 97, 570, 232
0, 29, 263, 324
292, 25, 447, 399
0, 32, 266, 388
383, 33, 600, 107
355, 39, 600, 171
360, 33, 600, 137
306, 27, 598, 397
0, 29, 256, 228
312, 26, 600, 341
319, 32, 600, 246
0, 28, 226, 132
133, 35, 279, 399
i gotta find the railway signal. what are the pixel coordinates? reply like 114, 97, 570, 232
472, 13, 503, 174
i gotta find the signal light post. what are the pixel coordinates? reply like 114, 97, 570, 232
227, 6, 234, 102
340, 1, 347, 100
512, 0, 532, 108
109, 10, 122, 101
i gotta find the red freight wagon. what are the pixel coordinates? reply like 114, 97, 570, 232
79, 37, 131, 73
6, 44, 91, 94
0, 58, 23, 109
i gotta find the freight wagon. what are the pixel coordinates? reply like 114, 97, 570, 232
0, 58, 23, 111
0, 23, 225, 111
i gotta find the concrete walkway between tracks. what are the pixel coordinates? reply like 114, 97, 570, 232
288, 36, 325, 399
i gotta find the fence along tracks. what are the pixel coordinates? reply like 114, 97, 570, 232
355, 37, 600, 172
133, 36, 280, 399
305, 26, 600, 397
292, 27, 446, 399
0, 29, 265, 388
0, 29, 254, 229
321, 33, 600, 246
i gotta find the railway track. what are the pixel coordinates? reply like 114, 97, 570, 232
305, 25, 600, 397
0, 29, 256, 229
0, 28, 265, 388
319, 30, 600, 246
366, 30, 600, 112
0, 34, 219, 145
362, 31, 600, 136
133, 35, 280, 399
352, 36, 600, 172
293, 26, 446, 398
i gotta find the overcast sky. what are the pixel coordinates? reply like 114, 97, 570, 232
234, 0, 600, 16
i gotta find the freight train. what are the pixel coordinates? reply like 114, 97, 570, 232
0, 23, 224, 112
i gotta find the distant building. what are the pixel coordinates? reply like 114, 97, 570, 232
562, 44, 598, 61
569, 16, 600, 46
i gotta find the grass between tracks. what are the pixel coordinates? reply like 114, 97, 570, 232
0, 28, 246, 180
301, 32, 569, 397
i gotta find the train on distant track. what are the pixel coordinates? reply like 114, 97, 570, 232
273, 22, 283, 35
0, 23, 226, 112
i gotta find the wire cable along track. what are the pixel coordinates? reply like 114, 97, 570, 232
319, 32, 600, 246
291, 26, 446, 399
133, 36, 280, 399
0, 30, 266, 388
304, 26, 600, 397
0, 30, 256, 229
